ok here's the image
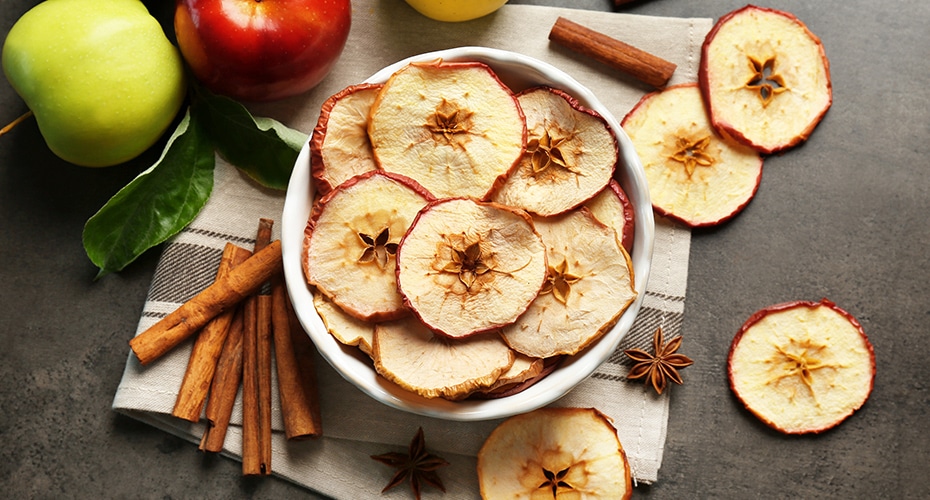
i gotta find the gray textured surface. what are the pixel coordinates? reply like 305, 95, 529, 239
2, 0, 928, 498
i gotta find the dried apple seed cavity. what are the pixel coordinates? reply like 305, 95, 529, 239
368, 59, 526, 200
396, 198, 548, 339
728, 299, 876, 434
303, 170, 433, 322
492, 86, 617, 217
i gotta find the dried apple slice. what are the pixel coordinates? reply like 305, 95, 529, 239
477, 407, 632, 499
310, 83, 382, 195
491, 86, 616, 217
396, 197, 548, 339
474, 356, 562, 399
728, 299, 876, 434
622, 83, 762, 227
372, 317, 514, 400
368, 59, 526, 200
313, 290, 375, 357
585, 179, 635, 253
700, 5, 832, 154
500, 208, 636, 358
480, 353, 544, 394
303, 170, 433, 322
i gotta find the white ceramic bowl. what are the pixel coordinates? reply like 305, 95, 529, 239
282, 47, 654, 421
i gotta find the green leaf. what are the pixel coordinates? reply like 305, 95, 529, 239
82, 108, 215, 278
192, 83, 308, 190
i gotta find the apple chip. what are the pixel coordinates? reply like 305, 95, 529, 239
313, 290, 375, 356
396, 197, 548, 339
622, 83, 763, 227
477, 407, 632, 499
310, 83, 382, 195
501, 208, 636, 358
368, 59, 526, 199
372, 317, 514, 400
480, 353, 544, 394
700, 5, 832, 154
585, 179, 635, 253
728, 299, 876, 434
303, 170, 433, 321
492, 86, 616, 217
476, 356, 562, 399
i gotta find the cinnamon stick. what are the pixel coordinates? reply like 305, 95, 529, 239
257, 294, 273, 471
198, 306, 245, 453
549, 16, 677, 88
242, 219, 274, 476
272, 281, 323, 440
253, 218, 275, 258
129, 240, 283, 365
172, 243, 252, 422
241, 296, 263, 475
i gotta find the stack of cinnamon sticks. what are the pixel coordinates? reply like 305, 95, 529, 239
128, 218, 322, 477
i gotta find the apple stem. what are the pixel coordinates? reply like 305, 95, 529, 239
0, 110, 34, 138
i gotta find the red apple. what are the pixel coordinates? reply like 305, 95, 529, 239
174, 0, 351, 102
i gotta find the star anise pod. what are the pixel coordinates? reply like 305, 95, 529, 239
371, 427, 450, 499
624, 327, 693, 395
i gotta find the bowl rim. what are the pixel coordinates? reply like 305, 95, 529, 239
281, 46, 655, 421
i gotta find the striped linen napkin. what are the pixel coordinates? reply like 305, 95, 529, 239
113, 2, 710, 496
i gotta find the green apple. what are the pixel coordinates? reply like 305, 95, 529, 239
2, 0, 187, 167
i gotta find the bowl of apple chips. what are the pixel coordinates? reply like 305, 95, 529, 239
281, 47, 654, 421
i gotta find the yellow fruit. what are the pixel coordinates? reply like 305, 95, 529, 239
403, 0, 508, 22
